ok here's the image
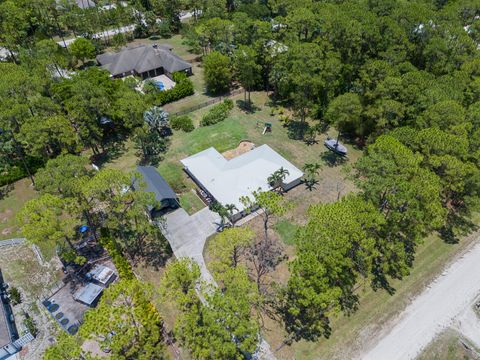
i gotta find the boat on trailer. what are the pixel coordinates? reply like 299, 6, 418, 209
324, 138, 347, 156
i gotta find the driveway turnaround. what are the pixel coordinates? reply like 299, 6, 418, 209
160, 207, 276, 359
161, 207, 220, 283
361, 239, 480, 360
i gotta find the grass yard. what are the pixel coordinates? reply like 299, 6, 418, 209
179, 190, 205, 215
110, 91, 360, 217
0, 178, 37, 240
0, 244, 63, 299
274, 220, 299, 246
418, 329, 478, 360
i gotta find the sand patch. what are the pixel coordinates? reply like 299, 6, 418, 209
222, 140, 255, 160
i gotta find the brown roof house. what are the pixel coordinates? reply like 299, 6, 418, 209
96, 44, 192, 79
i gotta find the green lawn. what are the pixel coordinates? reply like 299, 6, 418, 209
0, 179, 37, 240
179, 191, 205, 215
274, 220, 299, 245
156, 111, 248, 192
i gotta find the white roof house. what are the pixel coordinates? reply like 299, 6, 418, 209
181, 145, 303, 217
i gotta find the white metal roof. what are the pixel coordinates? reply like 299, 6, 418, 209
180, 144, 303, 212
73, 283, 103, 305
87, 264, 115, 285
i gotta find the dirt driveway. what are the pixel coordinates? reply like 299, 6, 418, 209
361, 238, 480, 360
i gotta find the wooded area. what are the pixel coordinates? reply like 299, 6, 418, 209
1, 0, 479, 358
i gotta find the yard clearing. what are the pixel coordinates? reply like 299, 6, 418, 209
0, 244, 62, 300
0, 244, 64, 359
0, 179, 36, 240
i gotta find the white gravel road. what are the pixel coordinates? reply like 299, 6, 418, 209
361, 240, 480, 360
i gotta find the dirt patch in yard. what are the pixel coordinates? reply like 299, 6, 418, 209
221, 140, 255, 160
0, 209, 12, 222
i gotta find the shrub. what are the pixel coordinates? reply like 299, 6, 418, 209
155, 21, 172, 38
154, 72, 194, 105
23, 312, 38, 337
99, 229, 134, 280
112, 33, 127, 50
200, 99, 234, 127
8, 287, 21, 305
170, 115, 194, 132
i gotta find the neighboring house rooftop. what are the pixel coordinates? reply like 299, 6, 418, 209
86, 265, 115, 286
135, 166, 178, 204
0, 304, 10, 351
74, 0, 95, 9
96, 44, 191, 77
73, 283, 104, 306
180, 145, 303, 213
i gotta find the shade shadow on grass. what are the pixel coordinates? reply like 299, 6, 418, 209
320, 151, 348, 167
274, 220, 299, 246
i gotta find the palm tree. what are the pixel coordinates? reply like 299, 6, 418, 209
225, 203, 238, 217
302, 162, 321, 190
268, 167, 290, 188
143, 107, 170, 136
276, 167, 290, 181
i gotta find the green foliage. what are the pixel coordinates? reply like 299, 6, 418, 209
154, 73, 195, 106
34, 155, 91, 197
80, 279, 166, 359
356, 135, 446, 287
133, 124, 169, 165
170, 115, 194, 132
209, 227, 255, 272
17, 194, 81, 248
161, 258, 259, 359
8, 287, 21, 305
274, 220, 299, 245
325, 93, 363, 136
284, 195, 384, 341
43, 332, 84, 360
203, 51, 232, 94
234, 45, 261, 103
112, 33, 127, 50
0, 157, 44, 187
22, 312, 38, 337
99, 229, 134, 280
200, 99, 234, 126
69, 38, 96, 64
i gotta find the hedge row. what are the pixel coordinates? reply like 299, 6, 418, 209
156, 72, 195, 106
200, 99, 234, 127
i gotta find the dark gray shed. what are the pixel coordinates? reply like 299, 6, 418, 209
135, 166, 179, 216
